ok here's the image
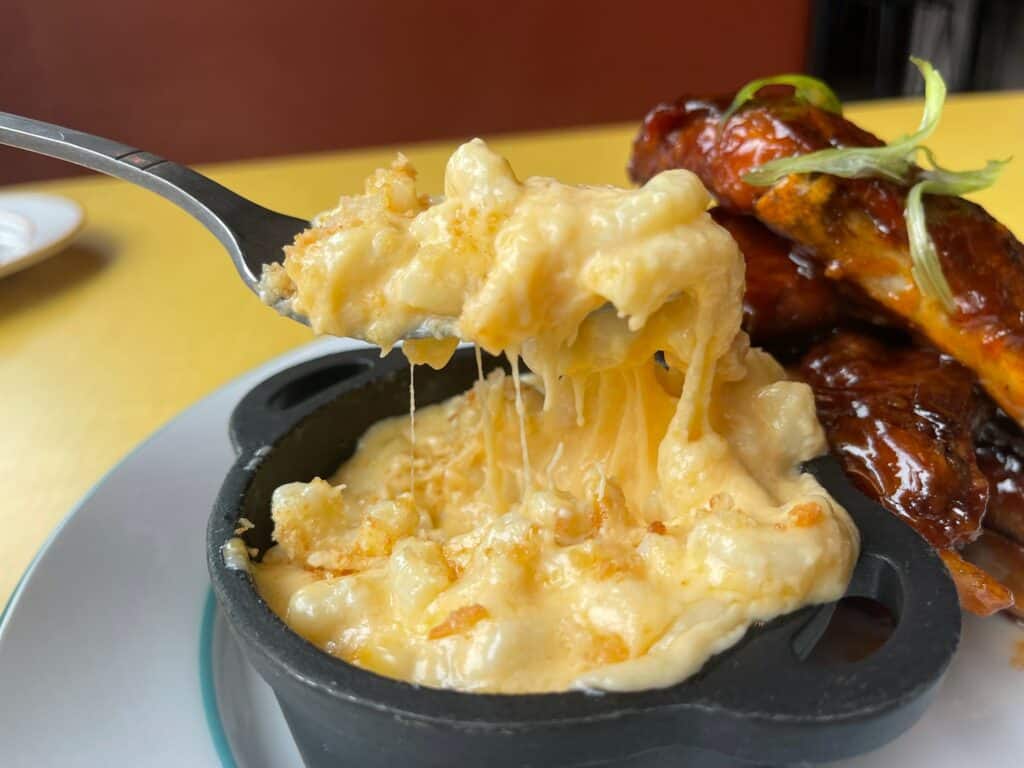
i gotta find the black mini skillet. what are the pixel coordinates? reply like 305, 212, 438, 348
208, 347, 961, 768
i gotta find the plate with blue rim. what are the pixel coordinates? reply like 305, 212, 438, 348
1, 336, 1022, 767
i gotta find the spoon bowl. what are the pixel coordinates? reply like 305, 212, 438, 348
0, 111, 456, 339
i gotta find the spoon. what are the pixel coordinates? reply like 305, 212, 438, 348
0, 111, 443, 338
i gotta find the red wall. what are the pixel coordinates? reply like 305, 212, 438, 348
1, 0, 810, 184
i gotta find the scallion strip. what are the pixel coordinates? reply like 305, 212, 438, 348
744, 58, 944, 186
720, 74, 842, 124
905, 157, 1010, 310
739, 57, 1008, 309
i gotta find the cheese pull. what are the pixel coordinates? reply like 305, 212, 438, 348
252, 140, 859, 693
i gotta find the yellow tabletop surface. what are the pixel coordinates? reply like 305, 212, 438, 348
3, 93, 1024, 606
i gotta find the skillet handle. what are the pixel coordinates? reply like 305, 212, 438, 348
785, 454, 961, 703
227, 349, 397, 455
696, 454, 961, 765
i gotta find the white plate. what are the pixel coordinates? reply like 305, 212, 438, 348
0, 192, 84, 278
1, 338, 1022, 767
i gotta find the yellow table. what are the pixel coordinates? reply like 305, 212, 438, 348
3, 94, 1023, 606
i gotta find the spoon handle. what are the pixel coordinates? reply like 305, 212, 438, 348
0, 111, 299, 286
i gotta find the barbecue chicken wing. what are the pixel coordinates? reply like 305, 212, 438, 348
631, 94, 1024, 425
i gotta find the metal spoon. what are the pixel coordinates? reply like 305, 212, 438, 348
0, 111, 444, 339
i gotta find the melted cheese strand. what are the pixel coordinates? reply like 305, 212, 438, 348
546, 441, 564, 487
408, 361, 416, 503
475, 344, 500, 507
572, 376, 586, 427
509, 351, 532, 496
474, 344, 485, 382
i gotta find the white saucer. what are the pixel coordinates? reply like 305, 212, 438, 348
1, 337, 1022, 767
0, 192, 84, 278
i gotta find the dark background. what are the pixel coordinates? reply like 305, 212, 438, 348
811, 0, 1024, 99
2, 0, 1022, 185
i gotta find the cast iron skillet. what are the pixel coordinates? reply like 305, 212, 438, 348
208, 348, 961, 768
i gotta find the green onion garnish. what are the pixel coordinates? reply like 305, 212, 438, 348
740, 57, 1008, 310
720, 74, 842, 124
905, 156, 1010, 309
742, 58, 944, 187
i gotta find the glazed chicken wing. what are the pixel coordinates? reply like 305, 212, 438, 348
800, 331, 1013, 615
631, 94, 1024, 426
708, 207, 837, 348
716, 205, 1022, 609
800, 331, 988, 550
630, 95, 884, 213
974, 400, 1024, 545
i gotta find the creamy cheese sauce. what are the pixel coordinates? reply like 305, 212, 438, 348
253, 140, 859, 693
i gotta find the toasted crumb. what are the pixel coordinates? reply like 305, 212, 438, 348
586, 632, 630, 665
258, 262, 296, 305
308, 567, 356, 579
708, 493, 734, 513
429, 604, 490, 639
789, 503, 823, 527
647, 521, 667, 535
235, 517, 255, 535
